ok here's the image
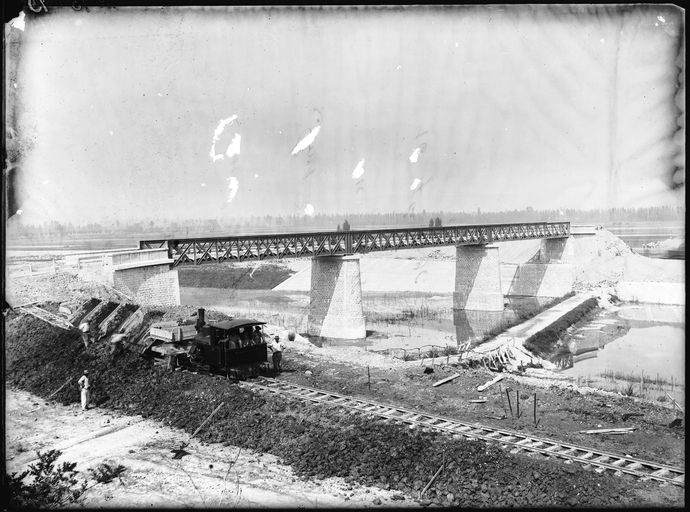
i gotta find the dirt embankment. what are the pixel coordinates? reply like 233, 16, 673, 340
5, 312, 684, 508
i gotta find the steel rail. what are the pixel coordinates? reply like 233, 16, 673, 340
241, 377, 684, 487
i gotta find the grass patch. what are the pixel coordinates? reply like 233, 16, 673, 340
178, 263, 294, 289
523, 298, 599, 358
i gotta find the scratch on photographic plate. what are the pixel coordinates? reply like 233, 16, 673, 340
352, 158, 365, 179
292, 126, 321, 155
210, 115, 238, 162
227, 177, 239, 202
225, 133, 241, 158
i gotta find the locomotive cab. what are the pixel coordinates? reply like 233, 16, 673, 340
191, 319, 268, 377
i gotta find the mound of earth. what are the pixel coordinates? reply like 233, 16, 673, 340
5, 313, 681, 508
5, 272, 124, 308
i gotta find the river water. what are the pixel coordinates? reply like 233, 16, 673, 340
555, 303, 685, 404
182, 287, 558, 352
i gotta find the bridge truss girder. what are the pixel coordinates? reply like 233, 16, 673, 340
139, 222, 570, 267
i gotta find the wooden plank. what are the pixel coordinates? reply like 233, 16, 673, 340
579, 427, 636, 434
432, 373, 461, 387
477, 374, 504, 392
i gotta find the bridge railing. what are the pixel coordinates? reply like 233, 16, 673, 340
139, 221, 570, 267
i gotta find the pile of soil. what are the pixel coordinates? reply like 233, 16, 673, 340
5, 272, 123, 308
5, 314, 682, 507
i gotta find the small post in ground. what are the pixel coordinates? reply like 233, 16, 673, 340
533, 392, 538, 426
516, 390, 520, 418
498, 384, 508, 418
367, 366, 371, 392
505, 388, 514, 418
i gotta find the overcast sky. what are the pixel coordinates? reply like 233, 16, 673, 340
8, 5, 685, 225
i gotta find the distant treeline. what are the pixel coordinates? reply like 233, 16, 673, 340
8, 206, 684, 239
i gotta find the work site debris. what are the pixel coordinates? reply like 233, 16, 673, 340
477, 374, 504, 392
578, 427, 636, 435
665, 392, 684, 415
432, 373, 460, 387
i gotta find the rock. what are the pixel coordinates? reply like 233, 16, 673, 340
423, 367, 434, 374
305, 370, 313, 376
668, 418, 682, 428
372, 498, 382, 505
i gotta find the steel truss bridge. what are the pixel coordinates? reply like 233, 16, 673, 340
139, 222, 570, 267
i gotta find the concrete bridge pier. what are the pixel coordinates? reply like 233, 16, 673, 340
453, 244, 504, 311
507, 237, 574, 297
307, 255, 366, 339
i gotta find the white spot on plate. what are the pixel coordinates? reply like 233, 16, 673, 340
396, 64, 402, 70
225, 133, 241, 158
157, 92, 162, 97
75, 19, 83, 27
291, 126, 321, 155
600, 38, 605, 44
409, 147, 422, 163
657, 15, 665, 23
210, 115, 238, 162
200, 183, 206, 187
226, 177, 239, 202
13, 83, 17, 88
254, 173, 259, 178
42, 180, 50, 185
455, 41, 459, 48
109, 130, 114, 136
304, 203, 315, 216
16, 209, 23, 215
10, 12, 25, 31
410, 178, 421, 191
352, 158, 365, 179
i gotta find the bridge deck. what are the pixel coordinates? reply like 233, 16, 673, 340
139, 222, 570, 267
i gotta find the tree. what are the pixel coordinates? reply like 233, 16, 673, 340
429, 218, 434, 227
6, 450, 88, 509
434, 217, 442, 228
336, 224, 342, 232
342, 219, 351, 231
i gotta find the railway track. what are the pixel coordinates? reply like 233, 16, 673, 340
241, 377, 684, 487
18, 305, 74, 331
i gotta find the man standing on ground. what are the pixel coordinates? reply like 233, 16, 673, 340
269, 335, 285, 372
77, 370, 90, 411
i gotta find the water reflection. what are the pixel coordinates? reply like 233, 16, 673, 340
559, 305, 685, 387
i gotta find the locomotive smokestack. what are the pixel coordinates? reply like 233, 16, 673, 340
195, 308, 206, 332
